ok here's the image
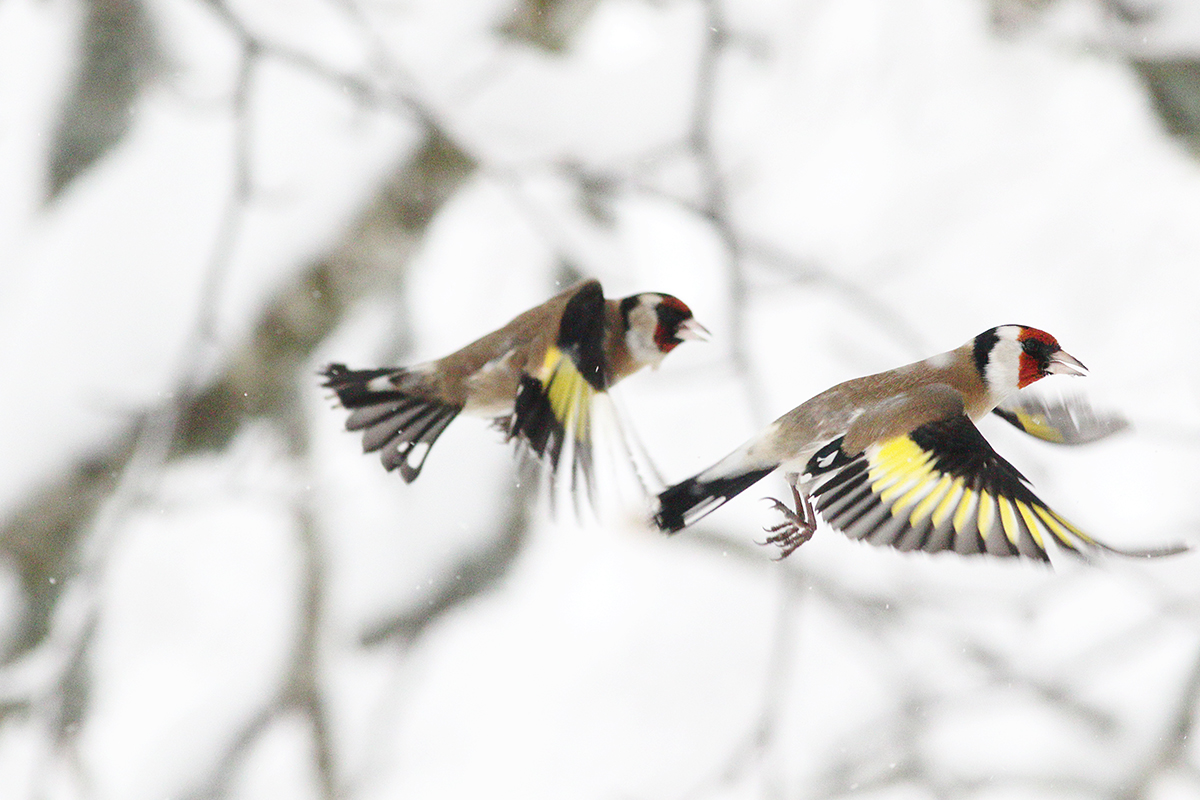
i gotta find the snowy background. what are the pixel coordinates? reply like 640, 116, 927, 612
2, 0, 1200, 797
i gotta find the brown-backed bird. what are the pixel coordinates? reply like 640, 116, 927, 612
654, 325, 1185, 562
322, 279, 707, 494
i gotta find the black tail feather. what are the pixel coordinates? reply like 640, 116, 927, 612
358, 399, 429, 450
344, 400, 407, 431
379, 405, 460, 482
321, 364, 402, 408
654, 467, 775, 533
321, 363, 462, 483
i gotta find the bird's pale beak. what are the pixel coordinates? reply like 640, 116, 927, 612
1047, 349, 1087, 377
676, 318, 711, 342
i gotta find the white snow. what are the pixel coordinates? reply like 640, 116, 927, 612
1, 0, 1199, 798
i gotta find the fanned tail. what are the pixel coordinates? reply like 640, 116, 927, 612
321, 363, 461, 482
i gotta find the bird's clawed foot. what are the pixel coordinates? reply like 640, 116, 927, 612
760, 486, 817, 559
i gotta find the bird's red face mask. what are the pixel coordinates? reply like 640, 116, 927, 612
653, 296, 708, 352
1017, 327, 1085, 388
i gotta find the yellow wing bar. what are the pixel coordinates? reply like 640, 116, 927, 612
539, 346, 595, 445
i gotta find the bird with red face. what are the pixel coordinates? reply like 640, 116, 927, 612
654, 325, 1184, 562
322, 279, 707, 496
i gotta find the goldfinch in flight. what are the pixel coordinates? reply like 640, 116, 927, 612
322, 279, 707, 495
654, 325, 1185, 562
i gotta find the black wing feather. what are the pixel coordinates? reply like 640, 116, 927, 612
556, 280, 609, 390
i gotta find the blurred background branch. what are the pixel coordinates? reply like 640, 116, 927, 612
0, 0, 1198, 798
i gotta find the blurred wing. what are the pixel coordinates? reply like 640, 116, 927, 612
805, 414, 1184, 561
507, 280, 608, 474
992, 394, 1129, 445
508, 347, 660, 516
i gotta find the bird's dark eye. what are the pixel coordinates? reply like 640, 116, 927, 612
653, 304, 691, 348
1021, 338, 1054, 362
656, 306, 689, 331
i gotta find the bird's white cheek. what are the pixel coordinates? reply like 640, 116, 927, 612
984, 339, 1023, 402
625, 328, 666, 368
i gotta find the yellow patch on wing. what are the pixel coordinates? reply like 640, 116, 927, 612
870, 438, 933, 501
539, 346, 595, 443
976, 492, 996, 543
1016, 500, 1047, 551
951, 488, 976, 534
998, 497, 1020, 547
870, 437, 929, 479
930, 477, 965, 528
1007, 410, 1065, 444
908, 474, 953, 526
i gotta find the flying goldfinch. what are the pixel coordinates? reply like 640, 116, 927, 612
322, 279, 707, 495
654, 325, 1185, 562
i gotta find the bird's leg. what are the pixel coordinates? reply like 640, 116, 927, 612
762, 484, 817, 559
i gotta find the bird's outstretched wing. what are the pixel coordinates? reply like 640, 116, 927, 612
805, 414, 1186, 561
